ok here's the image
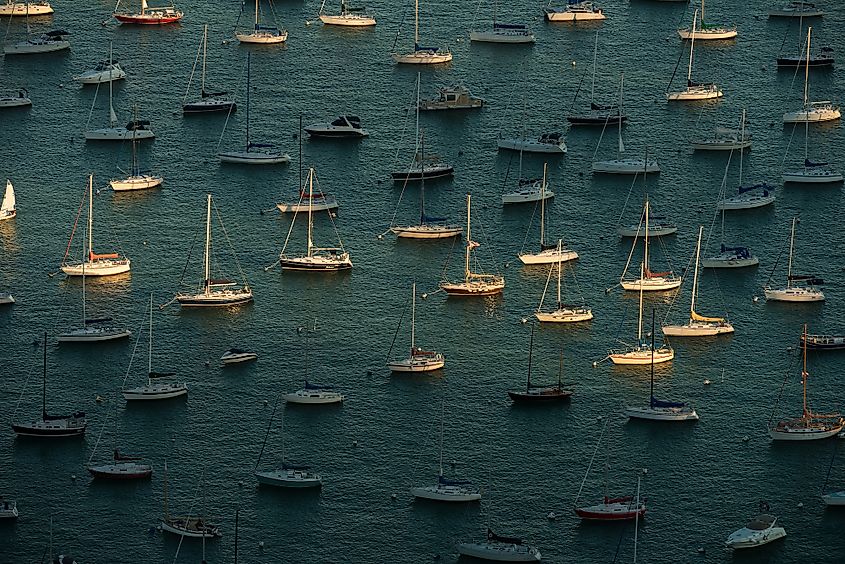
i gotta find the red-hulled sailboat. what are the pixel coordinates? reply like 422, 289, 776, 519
114, 0, 183, 24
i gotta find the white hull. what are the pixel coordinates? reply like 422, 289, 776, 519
440, 279, 505, 296
393, 51, 452, 64
783, 107, 841, 123
544, 7, 605, 22
518, 248, 577, 264
498, 137, 566, 154
218, 150, 290, 164
255, 470, 322, 488
160, 520, 219, 539
469, 31, 535, 44
0, 293, 15, 304
388, 356, 445, 372
592, 159, 660, 174
61, 260, 131, 276
220, 352, 258, 364
283, 390, 345, 404
502, 189, 555, 204
277, 198, 337, 213
662, 322, 734, 336
678, 28, 737, 40
85, 128, 155, 141
624, 406, 699, 421
0, 96, 32, 108
700, 256, 758, 268
122, 383, 187, 401
620, 277, 682, 292
783, 170, 843, 184
110, 175, 163, 191
717, 193, 775, 210
319, 13, 376, 26
0, 3, 53, 16
74, 69, 126, 84
457, 543, 541, 562
666, 88, 723, 101
617, 225, 677, 237
235, 31, 287, 44
691, 140, 751, 150
410, 485, 481, 502
57, 328, 131, 342
609, 348, 674, 365
391, 225, 462, 239
535, 308, 593, 323
4, 39, 69, 55
764, 288, 824, 302
822, 491, 845, 506
769, 424, 842, 441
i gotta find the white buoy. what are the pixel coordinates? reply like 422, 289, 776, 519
797, 502, 804, 509
703, 379, 711, 385
520, 318, 528, 324
421, 293, 428, 299
592, 361, 598, 367
259, 541, 265, 549
71, 475, 77, 481
753, 296, 759, 302
238, 480, 244, 487
391, 493, 398, 500
742, 435, 749, 442
353, 440, 358, 447
547, 511, 557, 521
263, 399, 268, 406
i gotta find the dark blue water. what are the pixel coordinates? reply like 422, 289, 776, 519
2, 0, 845, 561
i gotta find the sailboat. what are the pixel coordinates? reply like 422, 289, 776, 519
255, 404, 322, 488
609, 262, 675, 366
677, 0, 737, 40
535, 240, 592, 323
0, 88, 32, 108
769, 324, 843, 441
663, 227, 734, 336
593, 75, 659, 174
458, 530, 541, 562
716, 113, 774, 210
690, 110, 752, 150
319, 0, 376, 26
769, 1, 824, 18
283, 323, 346, 404
160, 463, 222, 539
276, 169, 352, 271
61, 176, 131, 277
218, 54, 289, 164
508, 326, 573, 402
74, 43, 126, 85
113, 0, 183, 24
574, 421, 646, 520
567, 32, 625, 126
783, 27, 839, 123
667, 10, 723, 101
440, 194, 505, 297
544, 0, 605, 22
392, 0, 452, 64
469, 0, 535, 44
764, 217, 824, 302
776, 13, 833, 67
517, 166, 576, 263
702, 216, 759, 269
411, 399, 481, 502
84, 69, 155, 141
57, 257, 132, 342
625, 310, 699, 421
236, 0, 287, 43
0, 0, 53, 16
3, 11, 69, 56
619, 201, 681, 292
11, 333, 87, 438
1, 180, 16, 220
88, 448, 153, 480
183, 25, 237, 115
123, 294, 187, 401
388, 282, 445, 373
782, 128, 841, 183
277, 126, 337, 212
175, 194, 254, 307
110, 108, 163, 191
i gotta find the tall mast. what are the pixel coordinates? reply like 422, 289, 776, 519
464, 194, 471, 280
539, 163, 547, 247
687, 10, 697, 83
201, 24, 208, 94
633, 475, 642, 563
617, 73, 624, 156
254, 0, 259, 29
419, 131, 426, 224
643, 199, 650, 275
148, 293, 153, 376
306, 169, 315, 258
163, 460, 170, 520
590, 30, 598, 105
410, 282, 416, 351
787, 217, 795, 285
204, 194, 212, 291
700, 0, 705, 26
438, 398, 445, 477
803, 27, 811, 106
42, 331, 47, 419
526, 323, 534, 391
637, 261, 644, 342
234, 508, 240, 564
802, 323, 809, 417
108, 62, 116, 126
690, 226, 703, 317
414, 72, 421, 153
245, 53, 251, 150
556, 240, 562, 306
650, 308, 656, 397
414, 0, 419, 48
87, 175, 94, 260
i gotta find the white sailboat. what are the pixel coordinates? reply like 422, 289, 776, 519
608, 262, 675, 366
769, 324, 843, 441
619, 200, 681, 292
782, 117, 842, 183
567, 33, 625, 126
624, 309, 699, 421
593, 75, 659, 174
61, 175, 131, 277
392, 0, 451, 64
0, 180, 16, 220
517, 165, 576, 264
716, 113, 774, 210
769, 1, 824, 18
4, 27, 69, 55
411, 400, 481, 502
667, 10, 723, 101
497, 132, 566, 154
458, 529, 541, 562
783, 27, 839, 123
218, 54, 289, 164
469, 0, 535, 44
535, 240, 592, 323
74, 43, 125, 85
184, 25, 237, 114
0, 88, 32, 108
677, 0, 737, 40
319, 0, 376, 26
764, 217, 824, 302
110, 108, 163, 191
160, 464, 221, 539
691, 111, 751, 150
123, 295, 187, 401
439, 194, 505, 297
277, 168, 353, 271
544, 0, 605, 22
0, 1, 53, 16
701, 213, 759, 269
255, 405, 322, 488
663, 227, 734, 336
84, 70, 155, 141
388, 282, 445, 372
175, 194, 254, 307
236, 0, 287, 43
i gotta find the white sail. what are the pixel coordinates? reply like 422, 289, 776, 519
1, 181, 15, 213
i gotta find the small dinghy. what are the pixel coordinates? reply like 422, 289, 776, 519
220, 348, 257, 365
457, 529, 541, 562
725, 514, 786, 549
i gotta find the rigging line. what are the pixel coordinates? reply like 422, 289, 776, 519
619, 194, 646, 283
573, 414, 610, 507
763, 231, 788, 288
212, 199, 251, 285
613, 170, 640, 230
171, 469, 207, 564
822, 440, 839, 495
768, 356, 797, 428
215, 57, 246, 153
60, 184, 89, 267
787, 31, 807, 93
176, 216, 202, 291
390, 82, 416, 170
666, 37, 688, 93
267, 0, 282, 28
386, 300, 410, 362
470, 0, 483, 31
661, 239, 697, 325
182, 29, 205, 106
537, 260, 554, 312
439, 235, 459, 283
84, 81, 101, 133
120, 317, 146, 391
386, 165, 414, 232
567, 65, 588, 114
518, 195, 542, 255
703, 147, 733, 253
254, 387, 282, 471
10, 342, 39, 421
233, 0, 244, 31
277, 191, 302, 258
781, 122, 798, 167
389, 6, 407, 53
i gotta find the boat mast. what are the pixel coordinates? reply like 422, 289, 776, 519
438, 398, 445, 477
539, 163, 547, 248
419, 130, 426, 224
589, 30, 598, 106
41, 331, 47, 420
306, 169, 315, 258
803, 27, 811, 107
633, 475, 642, 563
556, 240, 562, 307
464, 194, 472, 281
163, 460, 170, 520
148, 293, 153, 376
738, 110, 745, 185
643, 199, 650, 276
108, 62, 116, 126
700, 0, 705, 26
414, 0, 419, 49
201, 24, 208, 95
637, 261, 644, 343
410, 282, 416, 351
802, 323, 809, 417
690, 226, 703, 318
526, 323, 534, 392
687, 10, 697, 84
787, 217, 795, 287
245, 53, 251, 151
234, 508, 239, 564
617, 73, 625, 156
204, 194, 211, 293
650, 308, 655, 399
87, 174, 94, 263
254, 0, 259, 30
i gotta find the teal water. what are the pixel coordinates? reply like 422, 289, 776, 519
2, 0, 845, 561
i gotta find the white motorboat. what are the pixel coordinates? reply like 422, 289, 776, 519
255, 467, 322, 488
0, 89, 32, 108
114, 0, 183, 24
175, 195, 254, 307
236, 0, 287, 43
393, 0, 451, 64
184, 26, 237, 115
667, 10, 723, 101
457, 530, 541, 562
663, 227, 734, 337
782, 28, 839, 123
764, 218, 824, 303
677, 0, 736, 40
0, 1, 53, 16
1, 180, 17, 220
419, 85, 483, 111
61, 176, 131, 277
304, 115, 368, 138
277, 168, 353, 272
470, 23, 535, 44
769, 1, 824, 18
284, 382, 345, 404
498, 132, 566, 154
220, 348, 257, 365
4, 29, 69, 55
74, 44, 125, 84
726, 515, 786, 549
0, 500, 18, 519
319, 0, 376, 26
388, 282, 445, 373
618, 201, 681, 292
544, 1, 605, 22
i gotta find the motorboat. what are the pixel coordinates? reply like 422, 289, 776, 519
725, 515, 786, 549
544, 1, 605, 22
0, 1, 53, 16
769, 1, 824, 17
470, 23, 535, 44
701, 245, 759, 268
575, 496, 645, 520
0, 500, 18, 519
717, 183, 775, 210
114, 0, 183, 24
319, 0, 376, 26
4, 30, 69, 55
498, 132, 566, 154
74, 58, 126, 85
304, 115, 368, 138
284, 382, 345, 405
255, 466, 322, 488
502, 178, 555, 205
220, 348, 258, 365
419, 85, 483, 111
457, 530, 541, 562
0, 89, 32, 108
